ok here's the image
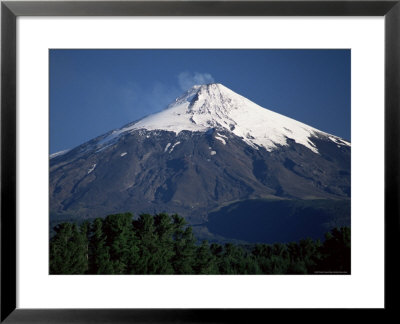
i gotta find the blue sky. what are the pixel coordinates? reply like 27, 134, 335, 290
50, 49, 350, 153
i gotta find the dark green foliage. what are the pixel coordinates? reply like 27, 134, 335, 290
194, 241, 218, 274
317, 227, 350, 273
50, 213, 350, 275
88, 218, 113, 274
133, 213, 175, 274
103, 213, 138, 274
132, 214, 157, 273
50, 222, 88, 274
172, 215, 196, 274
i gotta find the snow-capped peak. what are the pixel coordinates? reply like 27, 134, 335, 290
98, 83, 350, 153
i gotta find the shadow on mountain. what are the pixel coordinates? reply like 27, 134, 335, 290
206, 199, 350, 244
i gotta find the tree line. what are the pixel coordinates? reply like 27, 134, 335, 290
50, 213, 350, 275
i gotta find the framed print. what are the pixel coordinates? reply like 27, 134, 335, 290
48, 48, 352, 276
1, 0, 399, 322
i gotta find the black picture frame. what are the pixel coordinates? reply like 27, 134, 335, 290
1, 0, 399, 322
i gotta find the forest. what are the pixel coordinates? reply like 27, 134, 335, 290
50, 212, 350, 275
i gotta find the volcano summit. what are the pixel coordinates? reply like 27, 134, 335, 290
50, 83, 350, 243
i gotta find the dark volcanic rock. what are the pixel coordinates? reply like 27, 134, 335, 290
50, 128, 350, 225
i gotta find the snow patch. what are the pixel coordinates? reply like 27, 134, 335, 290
329, 136, 350, 146
164, 143, 171, 152
210, 151, 217, 155
169, 141, 181, 153
88, 164, 96, 174
95, 143, 115, 153
120, 152, 127, 157
50, 149, 70, 159
97, 130, 121, 147
215, 136, 226, 145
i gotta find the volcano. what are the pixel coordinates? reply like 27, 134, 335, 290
50, 83, 350, 243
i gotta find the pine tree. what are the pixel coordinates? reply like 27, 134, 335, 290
133, 214, 158, 273
171, 214, 196, 274
318, 227, 351, 273
251, 244, 274, 274
88, 218, 113, 274
103, 213, 138, 274
153, 213, 174, 274
194, 241, 218, 274
79, 221, 90, 273
220, 243, 249, 274
50, 223, 88, 274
